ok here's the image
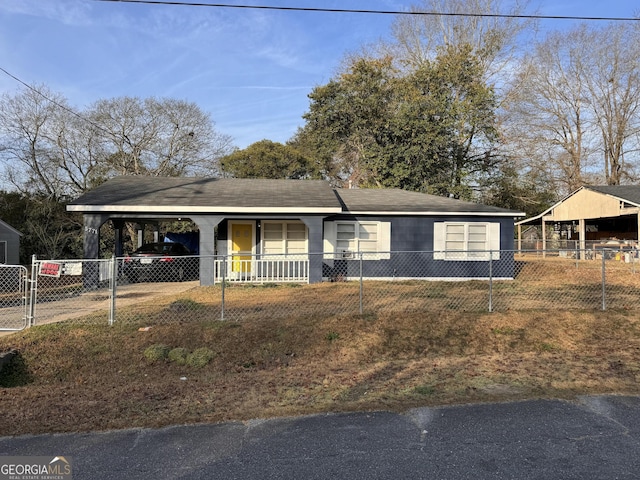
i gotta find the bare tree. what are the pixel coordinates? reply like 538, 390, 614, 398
0, 84, 69, 197
581, 22, 640, 185
504, 22, 640, 196
382, 0, 535, 84
0, 88, 235, 198
90, 97, 233, 178
504, 28, 596, 195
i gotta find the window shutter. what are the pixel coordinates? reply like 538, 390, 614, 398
378, 222, 391, 259
323, 221, 336, 262
490, 223, 500, 260
433, 223, 445, 259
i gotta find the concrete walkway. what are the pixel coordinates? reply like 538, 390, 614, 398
1, 281, 199, 336
1, 395, 639, 479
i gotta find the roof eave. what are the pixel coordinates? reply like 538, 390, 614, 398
346, 210, 525, 217
66, 205, 343, 214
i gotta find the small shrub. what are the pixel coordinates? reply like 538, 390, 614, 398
492, 327, 515, 335
168, 347, 189, 365
186, 347, 215, 368
168, 299, 203, 312
0, 353, 32, 388
144, 344, 170, 363
539, 342, 557, 352
414, 385, 436, 396
326, 331, 340, 342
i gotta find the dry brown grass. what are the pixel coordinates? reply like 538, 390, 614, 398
2, 289, 640, 436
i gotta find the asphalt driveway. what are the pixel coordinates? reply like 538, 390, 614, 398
1, 395, 639, 480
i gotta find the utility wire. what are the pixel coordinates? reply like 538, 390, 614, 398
0, 66, 112, 136
92, 0, 640, 22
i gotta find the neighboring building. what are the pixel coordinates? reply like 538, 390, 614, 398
67, 177, 525, 285
516, 185, 640, 251
0, 219, 22, 264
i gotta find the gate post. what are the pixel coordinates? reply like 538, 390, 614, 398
109, 256, 117, 326
221, 256, 226, 321
359, 251, 363, 315
488, 252, 493, 313
28, 254, 37, 327
601, 252, 606, 311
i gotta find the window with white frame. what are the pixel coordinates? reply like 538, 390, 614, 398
324, 221, 391, 259
0, 241, 6, 264
262, 221, 307, 256
434, 222, 500, 260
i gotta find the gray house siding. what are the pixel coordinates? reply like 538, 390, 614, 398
322, 215, 516, 280
0, 221, 21, 264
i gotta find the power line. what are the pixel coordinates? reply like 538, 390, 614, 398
0, 66, 112, 136
92, 0, 640, 22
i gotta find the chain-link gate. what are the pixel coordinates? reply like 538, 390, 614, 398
0, 265, 29, 331
29, 257, 113, 327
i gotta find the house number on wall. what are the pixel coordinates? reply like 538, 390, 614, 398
84, 226, 98, 235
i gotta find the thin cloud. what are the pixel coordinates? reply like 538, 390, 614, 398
1, 0, 93, 27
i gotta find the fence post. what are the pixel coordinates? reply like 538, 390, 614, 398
601, 252, 606, 311
27, 254, 37, 327
221, 256, 226, 321
108, 256, 117, 326
488, 251, 493, 313
359, 251, 363, 315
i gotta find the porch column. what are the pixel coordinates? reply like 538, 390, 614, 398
83, 213, 109, 289
192, 216, 223, 286
541, 218, 547, 258
113, 220, 124, 257
301, 216, 324, 284
578, 218, 586, 259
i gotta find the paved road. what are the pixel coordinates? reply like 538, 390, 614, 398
2, 395, 640, 479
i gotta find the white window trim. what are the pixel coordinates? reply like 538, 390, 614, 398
260, 221, 308, 258
0, 240, 6, 264
324, 221, 391, 260
434, 222, 500, 261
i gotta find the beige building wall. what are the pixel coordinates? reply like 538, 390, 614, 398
550, 189, 624, 221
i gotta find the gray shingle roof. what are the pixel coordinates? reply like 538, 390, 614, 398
69, 177, 342, 212
335, 188, 522, 215
68, 176, 524, 216
585, 185, 640, 206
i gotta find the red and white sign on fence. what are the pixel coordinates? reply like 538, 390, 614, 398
38, 262, 61, 277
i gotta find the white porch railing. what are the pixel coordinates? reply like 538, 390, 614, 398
214, 256, 310, 283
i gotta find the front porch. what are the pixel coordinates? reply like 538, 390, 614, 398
213, 255, 310, 283
79, 214, 326, 287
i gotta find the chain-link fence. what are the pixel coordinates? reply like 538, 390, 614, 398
29, 258, 113, 326
519, 238, 639, 256
0, 264, 28, 331
12, 249, 640, 328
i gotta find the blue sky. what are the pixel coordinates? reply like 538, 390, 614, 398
0, 0, 638, 150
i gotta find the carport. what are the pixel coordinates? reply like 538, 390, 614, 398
516, 185, 640, 255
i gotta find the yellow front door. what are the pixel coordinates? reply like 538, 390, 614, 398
231, 223, 253, 273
